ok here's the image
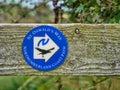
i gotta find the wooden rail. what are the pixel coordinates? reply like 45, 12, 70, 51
0, 24, 120, 75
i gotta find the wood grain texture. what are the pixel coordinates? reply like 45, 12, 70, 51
0, 24, 120, 75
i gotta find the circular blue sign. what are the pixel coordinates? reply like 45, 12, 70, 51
22, 25, 68, 71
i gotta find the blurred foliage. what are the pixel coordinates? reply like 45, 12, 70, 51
65, 0, 120, 23
0, 76, 120, 90
0, 0, 120, 23
0, 0, 120, 90
0, 0, 54, 23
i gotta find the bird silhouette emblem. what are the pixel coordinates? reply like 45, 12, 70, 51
35, 47, 55, 57
34, 34, 59, 62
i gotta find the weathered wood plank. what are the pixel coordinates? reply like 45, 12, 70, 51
0, 24, 120, 75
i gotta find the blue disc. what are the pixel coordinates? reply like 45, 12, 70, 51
22, 25, 68, 71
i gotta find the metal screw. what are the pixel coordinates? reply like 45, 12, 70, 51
75, 28, 80, 34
